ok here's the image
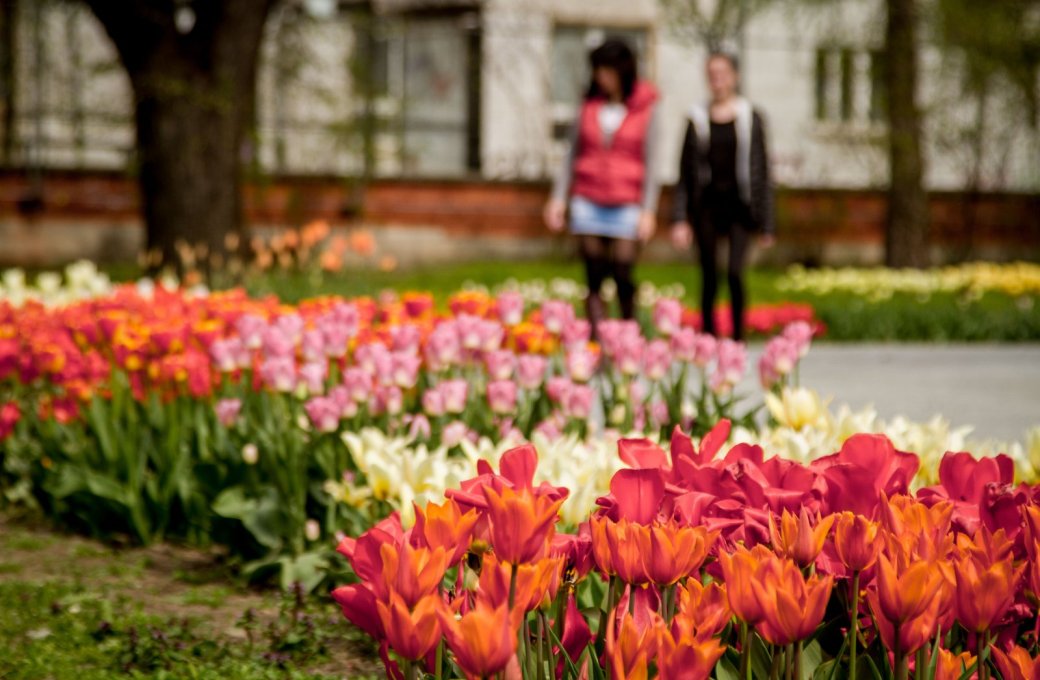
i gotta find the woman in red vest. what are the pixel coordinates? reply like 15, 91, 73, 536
544, 38, 660, 338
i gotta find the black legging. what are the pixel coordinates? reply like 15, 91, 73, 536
694, 190, 753, 341
580, 235, 638, 338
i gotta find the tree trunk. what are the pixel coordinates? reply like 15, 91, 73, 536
0, 0, 16, 165
83, 0, 273, 273
884, 0, 930, 267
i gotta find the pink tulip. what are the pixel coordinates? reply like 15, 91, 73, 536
783, 320, 814, 358
478, 319, 506, 353
440, 379, 468, 414
329, 385, 358, 418
299, 361, 328, 395
273, 313, 304, 343
317, 316, 351, 358
259, 356, 296, 392
692, 333, 717, 367
375, 385, 404, 415
354, 342, 391, 376
329, 302, 360, 336
670, 327, 698, 363
496, 291, 525, 326
615, 335, 645, 376
484, 350, 516, 382
516, 354, 548, 390
408, 414, 432, 440
442, 420, 470, 447
209, 337, 248, 372
391, 352, 422, 389
486, 380, 518, 415
566, 347, 599, 383
235, 314, 267, 349
643, 339, 672, 381
215, 398, 242, 426
546, 376, 573, 404
422, 387, 445, 417
710, 339, 746, 392
653, 298, 683, 337
425, 324, 461, 371
301, 329, 326, 363
261, 325, 295, 358
341, 367, 373, 403
561, 319, 591, 350
456, 315, 484, 350
305, 395, 341, 432
390, 324, 422, 354
649, 399, 669, 428
541, 300, 575, 334
564, 384, 594, 420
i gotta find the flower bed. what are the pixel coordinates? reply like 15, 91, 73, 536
333, 430, 1040, 679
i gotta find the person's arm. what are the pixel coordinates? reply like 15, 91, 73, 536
545, 120, 579, 231
640, 107, 661, 214
550, 121, 579, 205
752, 111, 775, 236
671, 120, 696, 225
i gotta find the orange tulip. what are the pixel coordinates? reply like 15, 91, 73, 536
413, 498, 480, 566
439, 600, 519, 680
477, 553, 562, 612
644, 521, 718, 586
375, 591, 442, 662
605, 612, 653, 680
655, 625, 726, 680
380, 542, 449, 609
833, 511, 883, 572
484, 486, 563, 564
952, 552, 1022, 633
866, 551, 944, 655
674, 580, 731, 640
718, 544, 774, 626
992, 645, 1040, 680
769, 507, 836, 567
594, 517, 651, 585
589, 515, 616, 576
751, 554, 833, 646
881, 495, 954, 562
955, 525, 1014, 568
934, 648, 977, 680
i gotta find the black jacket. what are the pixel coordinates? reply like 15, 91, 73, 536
671, 108, 775, 235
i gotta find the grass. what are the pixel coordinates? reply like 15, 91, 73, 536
0, 515, 380, 680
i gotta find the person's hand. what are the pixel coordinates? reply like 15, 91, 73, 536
543, 199, 566, 233
637, 211, 657, 242
670, 221, 693, 250
758, 233, 776, 249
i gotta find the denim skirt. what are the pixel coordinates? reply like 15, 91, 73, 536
569, 196, 641, 240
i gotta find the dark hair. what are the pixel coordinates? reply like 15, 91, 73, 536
707, 51, 740, 73
586, 38, 638, 101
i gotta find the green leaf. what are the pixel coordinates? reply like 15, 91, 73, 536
800, 640, 824, 680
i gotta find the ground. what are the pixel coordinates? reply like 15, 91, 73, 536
0, 513, 381, 680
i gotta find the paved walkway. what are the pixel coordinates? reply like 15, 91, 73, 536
744, 344, 1040, 441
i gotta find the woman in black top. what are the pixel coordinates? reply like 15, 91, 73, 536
670, 52, 774, 341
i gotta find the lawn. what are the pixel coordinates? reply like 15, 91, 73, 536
0, 515, 379, 680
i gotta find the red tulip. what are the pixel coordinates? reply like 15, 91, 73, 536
718, 544, 774, 626
477, 553, 562, 612
952, 551, 1022, 633
380, 542, 449, 609
439, 601, 519, 680
605, 612, 653, 680
655, 625, 726, 680
992, 646, 1040, 680
644, 521, 718, 586
751, 554, 833, 646
411, 498, 480, 566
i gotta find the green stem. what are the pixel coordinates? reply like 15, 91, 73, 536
769, 644, 782, 680
740, 621, 751, 680
435, 640, 443, 680
786, 643, 795, 680
541, 611, 556, 680
849, 571, 860, 680
405, 659, 417, 680
536, 615, 544, 680
979, 629, 991, 680
894, 629, 908, 680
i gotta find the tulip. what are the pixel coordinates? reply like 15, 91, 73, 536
496, 291, 524, 326
718, 544, 774, 626
833, 511, 883, 572
751, 554, 833, 647
934, 648, 977, 680
866, 550, 944, 678
674, 579, 731, 640
483, 485, 563, 565
214, 398, 241, 427
644, 521, 717, 587
439, 601, 519, 680
380, 542, 449, 609
953, 551, 1022, 633
515, 354, 547, 390
486, 379, 518, 415
411, 498, 479, 566
991, 646, 1040, 680
653, 298, 684, 337
605, 612, 653, 680
477, 553, 561, 612
769, 506, 836, 568
655, 625, 726, 680
375, 591, 442, 662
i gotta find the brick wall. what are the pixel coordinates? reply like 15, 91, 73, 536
1, 170, 1038, 267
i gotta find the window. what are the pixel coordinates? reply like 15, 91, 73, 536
549, 25, 649, 141
814, 46, 885, 125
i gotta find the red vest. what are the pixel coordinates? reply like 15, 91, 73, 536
571, 80, 658, 206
